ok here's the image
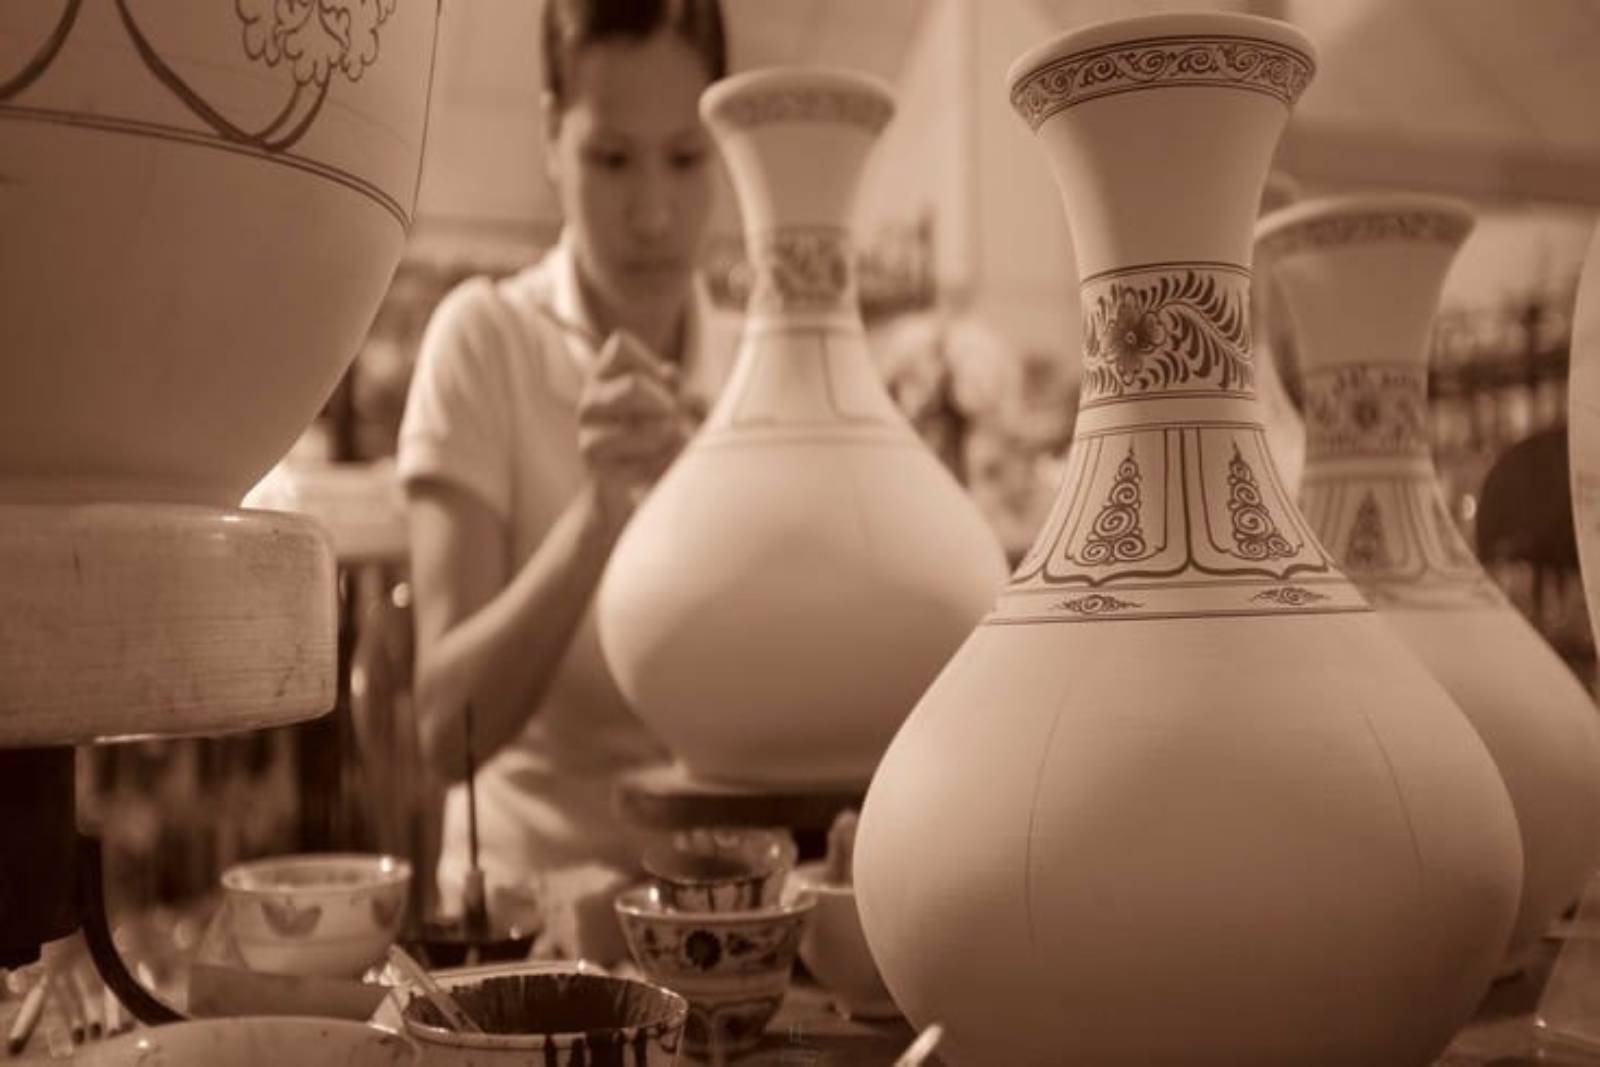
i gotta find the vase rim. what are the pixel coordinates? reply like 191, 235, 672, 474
701, 65, 896, 133
1255, 192, 1476, 259
1006, 12, 1315, 128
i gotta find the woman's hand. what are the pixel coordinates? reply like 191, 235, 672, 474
577, 330, 689, 525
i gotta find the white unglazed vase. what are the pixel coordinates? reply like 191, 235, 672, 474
596, 68, 1009, 789
855, 15, 1522, 1067
0, 3, 439, 741
1573, 225, 1600, 667
1259, 193, 1600, 971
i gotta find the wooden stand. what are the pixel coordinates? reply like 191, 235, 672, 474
613, 761, 866, 834
0, 503, 337, 744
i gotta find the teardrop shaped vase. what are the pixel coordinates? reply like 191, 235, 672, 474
596, 67, 1009, 789
1259, 192, 1600, 974
855, 15, 1522, 1066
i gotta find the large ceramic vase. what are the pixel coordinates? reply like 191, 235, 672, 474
0, 1, 440, 742
1260, 193, 1600, 973
596, 68, 1009, 789
855, 15, 1523, 1067
1573, 226, 1600, 668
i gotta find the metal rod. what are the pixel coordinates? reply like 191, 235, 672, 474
75, 835, 184, 1026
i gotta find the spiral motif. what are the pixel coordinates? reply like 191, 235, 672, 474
1081, 449, 1151, 564
1009, 34, 1313, 129
1226, 444, 1297, 560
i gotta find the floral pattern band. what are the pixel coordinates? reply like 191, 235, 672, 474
1011, 33, 1314, 130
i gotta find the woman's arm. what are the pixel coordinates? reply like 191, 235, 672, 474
407, 478, 626, 782
407, 332, 683, 782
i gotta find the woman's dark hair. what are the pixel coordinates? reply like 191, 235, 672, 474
541, 0, 728, 110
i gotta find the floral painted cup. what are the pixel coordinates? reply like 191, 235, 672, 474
220, 853, 411, 978
614, 883, 815, 1058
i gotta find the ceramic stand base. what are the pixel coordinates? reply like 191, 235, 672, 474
0, 503, 337, 744
613, 761, 865, 834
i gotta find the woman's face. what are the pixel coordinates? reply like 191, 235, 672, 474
546, 32, 716, 325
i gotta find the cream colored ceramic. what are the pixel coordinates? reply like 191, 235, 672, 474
221, 853, 412, 978
399, 967, 688, 1067
0, 1, 438, 507
76, 1017, 417, 1066
614, 883, 815, 1058
788, 861, 899, 1021
1573, 227, 1600, 659
1259, 193, 1600, 973
856, 15, 1523, 1067
0, 2, 438, 742
596, 68, 1009, 789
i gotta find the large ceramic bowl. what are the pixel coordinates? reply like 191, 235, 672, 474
614, 884, 816, 1058
76, 1017, 417, 1066
641, 828, 798, 913
0, 2, 439, 505
789, 861, 899, 1020
397, 963, 688, 1066
221, 853, 412, 978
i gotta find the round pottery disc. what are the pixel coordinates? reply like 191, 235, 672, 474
613, 761, 866, 833
0, 503, 337, 744
1570, 229, 1600, 655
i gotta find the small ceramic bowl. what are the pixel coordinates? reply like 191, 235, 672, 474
76, 1017, 417, 1065
614, 883, 815, 1058
641, 827, 798, 912
221, 852, 412, 978
788, 861, 900, 1020
398, 964, 688, 1066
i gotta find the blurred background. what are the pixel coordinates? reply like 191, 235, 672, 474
80, 0, 1600, 930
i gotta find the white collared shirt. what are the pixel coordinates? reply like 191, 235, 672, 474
397, 233, 741, 925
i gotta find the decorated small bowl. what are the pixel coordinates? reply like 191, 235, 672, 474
76, 1017, 417, 1065
614, 883, 815, 1058
220, 852, 412, 978
398, 964, 688, 1066
641, 827, 798, 912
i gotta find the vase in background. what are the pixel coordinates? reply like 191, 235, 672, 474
1261, 193, 1600, 972
855, 15, 1522, 1066
596, 67, 1009, 789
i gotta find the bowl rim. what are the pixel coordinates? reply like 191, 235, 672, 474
613, 883, 817, 923
221, 852, 413, 894
398, 969, 689, 1049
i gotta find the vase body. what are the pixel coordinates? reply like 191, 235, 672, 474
1573, 227, 1600, 665
855, 15, 1522, 1067
596, 68, 1008, 789
1260, 193, 1600, 969
0, 0, 439, 506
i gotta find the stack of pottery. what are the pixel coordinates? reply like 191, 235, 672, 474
0, 0, 440, 979
615, 829, 814, 1059
0, 0, 439, 742
596, 67, 1009, 790
856, 13, 1523, 1067
1257, 193, 1600, 973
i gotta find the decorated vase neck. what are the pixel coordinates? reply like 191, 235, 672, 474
1079, 260, 1256, 413
1303, 364, 1431, 465
745, 225, 858, 323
